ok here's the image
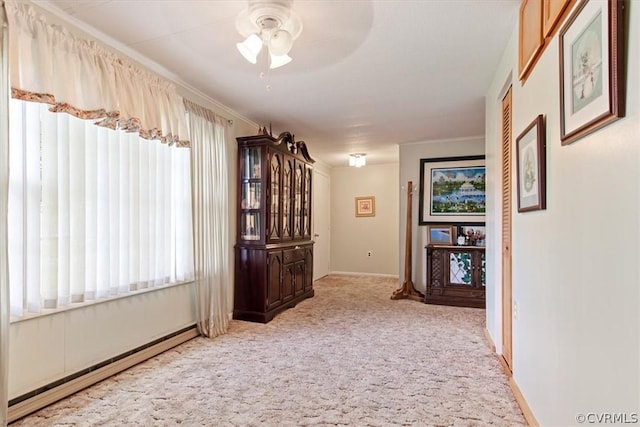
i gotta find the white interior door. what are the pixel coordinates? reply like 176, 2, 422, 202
312, 170, 330, 280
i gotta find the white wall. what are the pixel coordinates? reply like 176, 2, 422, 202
485, 4, 640, 425
398, 138, 485, 292
484, 23, 517, 371
330, 163, 399, 276
9, 283, 194, 397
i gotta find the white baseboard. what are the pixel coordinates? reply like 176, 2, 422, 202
329, 271, 400, 279
8, 327, 200, 424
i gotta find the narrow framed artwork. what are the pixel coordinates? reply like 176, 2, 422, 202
426, 225, 454, 246
516, 115, 547, 212
418, 155, 486, 225
559, 0, 625, 145
355, 196, 375, 217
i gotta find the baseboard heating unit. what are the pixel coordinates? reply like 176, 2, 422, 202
8, 325, 199, 423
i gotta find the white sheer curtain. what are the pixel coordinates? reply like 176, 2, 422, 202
4, 0, 194, 317
1, 3, 10, 424
185, 100, 230, 338
8, 100, 194, 316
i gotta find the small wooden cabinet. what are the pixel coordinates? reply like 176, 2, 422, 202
519, 0, 544, 79
519, 0, 574, 80
425, 245, 485, 308
234, 132, 315, 323
543, 0, 573, 37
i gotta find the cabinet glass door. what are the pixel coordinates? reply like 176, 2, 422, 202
269, 152, 281, 241
303, 166, 312, 239
449, 251, 473, 285
282, 158, 293, 239
293, 162, 303, 238
242, 147, 261, 180
240, 147, 262, 241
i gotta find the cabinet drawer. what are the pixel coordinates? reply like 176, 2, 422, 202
283, 248, 305, 264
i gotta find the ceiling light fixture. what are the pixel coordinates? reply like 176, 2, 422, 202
235, 0, 303, 69
349, 153, 366, 168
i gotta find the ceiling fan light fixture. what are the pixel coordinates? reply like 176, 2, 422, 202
268, 29, 293, 55
235, 0, 302, 69
236, 34, 263, 64
269, 52, 292, 69
349, 153, 366, 167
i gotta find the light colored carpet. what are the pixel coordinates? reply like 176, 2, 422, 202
11, 275, 526, 426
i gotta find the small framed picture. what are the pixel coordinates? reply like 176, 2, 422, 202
426, 225, 454, 245
516, 115, 546, 212
355, 196, 375, 217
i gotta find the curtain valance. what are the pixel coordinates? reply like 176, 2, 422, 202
5, 0, 189, 146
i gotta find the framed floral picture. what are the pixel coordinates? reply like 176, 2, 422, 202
516, 115, 546, 212
355, 196, 375, 217
559, 0, 625, 145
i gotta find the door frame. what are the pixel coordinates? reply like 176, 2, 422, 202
501, 86, 513, 371
312, 168, 330, 280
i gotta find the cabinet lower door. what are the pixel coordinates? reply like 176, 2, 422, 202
283, 263, 295, 302
293, 261, 305, 296
304, 246, 313, 292
448, 251, 475, 286
267, 251, 283, 310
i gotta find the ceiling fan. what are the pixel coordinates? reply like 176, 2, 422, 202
235, 0, 303, 69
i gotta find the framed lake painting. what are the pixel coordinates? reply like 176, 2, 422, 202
418, 155, 486, 225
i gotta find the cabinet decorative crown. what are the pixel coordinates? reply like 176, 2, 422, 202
273, 131, 315, 163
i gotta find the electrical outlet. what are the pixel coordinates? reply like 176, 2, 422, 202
513, 300, 518, 320
367, 251, 372, 257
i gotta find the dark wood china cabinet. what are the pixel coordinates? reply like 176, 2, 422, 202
234, 132, 314, 323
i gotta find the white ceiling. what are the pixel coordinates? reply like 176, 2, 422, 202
35, 0, 519, 167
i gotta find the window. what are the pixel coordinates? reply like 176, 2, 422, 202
8, 99, 194, 317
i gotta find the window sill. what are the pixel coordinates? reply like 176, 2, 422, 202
9, 279, 195, 324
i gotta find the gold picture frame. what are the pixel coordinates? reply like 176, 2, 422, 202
426, 225, 455, 246
355, 196, 375, 217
